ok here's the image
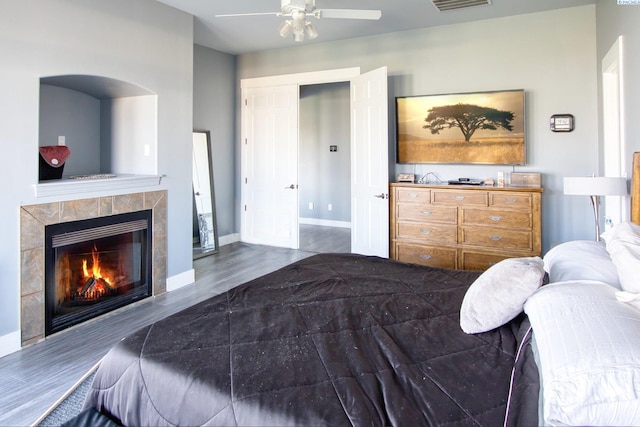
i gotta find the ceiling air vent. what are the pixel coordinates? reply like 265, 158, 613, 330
430, 0, 491, 12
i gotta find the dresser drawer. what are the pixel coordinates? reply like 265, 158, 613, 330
395, 188, 430, 204
461, 209, 532, 229
397, 204, 457, 223
489, 192, 532, 210
460, 251, 513, 271
396, 223, 457, 244
394, 242, 456, 269
461, 227, 533, 250
432, 190, 487, 206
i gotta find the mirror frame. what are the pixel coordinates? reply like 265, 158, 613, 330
192, 130, 219, 258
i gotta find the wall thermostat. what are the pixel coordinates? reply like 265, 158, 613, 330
550, 114, 574, 132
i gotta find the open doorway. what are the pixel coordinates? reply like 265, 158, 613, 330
298, 82, 351, 253
602, 36, 629, 227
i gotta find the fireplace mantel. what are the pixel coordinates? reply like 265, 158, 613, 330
34, 174, 162, 198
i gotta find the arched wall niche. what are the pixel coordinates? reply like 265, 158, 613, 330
39, 75, 158, 180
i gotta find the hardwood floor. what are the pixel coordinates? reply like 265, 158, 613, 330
299, 223, 351, 253
0, 226, 349, 426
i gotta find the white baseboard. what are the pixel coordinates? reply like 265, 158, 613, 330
166, 268, 195, 292
219, 233, 240, 246
0, 330, 21, 357
299, 218, 351, 228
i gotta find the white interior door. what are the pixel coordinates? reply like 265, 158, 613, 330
241, 85, 299, 248
350, 67, 389, 257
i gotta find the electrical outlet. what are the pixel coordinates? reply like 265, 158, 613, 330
308, 202, 314, 210
328, 203, 332, 211
57, 136, 65, 146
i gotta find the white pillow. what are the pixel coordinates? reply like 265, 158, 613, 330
601, 221, 640, 293
460, 257, 544, 334
524, 281, 640, 426
542, 240, 621, 289
601, 220, 640, 243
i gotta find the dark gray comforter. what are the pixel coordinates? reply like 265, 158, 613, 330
83, 253, 538, 426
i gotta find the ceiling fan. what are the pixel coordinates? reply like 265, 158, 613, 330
216, 0, 382, 42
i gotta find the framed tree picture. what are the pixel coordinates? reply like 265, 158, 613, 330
395, 89, 526, 164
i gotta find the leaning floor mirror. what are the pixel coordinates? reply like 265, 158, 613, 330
192, 130, 219, 258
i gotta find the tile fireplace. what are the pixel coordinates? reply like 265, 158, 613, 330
20, 191, 167, 347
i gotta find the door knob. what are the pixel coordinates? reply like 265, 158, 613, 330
284, 184, 297, 189
374, 193, 389, 199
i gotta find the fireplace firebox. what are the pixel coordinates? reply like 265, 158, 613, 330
44, 210, 152, 335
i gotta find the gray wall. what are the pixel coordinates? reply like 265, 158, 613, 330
0, 0, 193, 347
237, 6, 599, 252
193, 44, 237, 239
299, 83, 351, 223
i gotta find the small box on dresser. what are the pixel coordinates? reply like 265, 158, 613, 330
390, 183, 543, 270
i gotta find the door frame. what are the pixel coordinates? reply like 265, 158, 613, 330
602, 36, 628, 225
240, 66, 390, 255
241, 68, 361, 89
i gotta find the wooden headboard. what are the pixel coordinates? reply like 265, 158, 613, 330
632, 152, 640, 225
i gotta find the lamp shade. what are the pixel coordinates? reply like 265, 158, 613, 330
564, 176, 627, 196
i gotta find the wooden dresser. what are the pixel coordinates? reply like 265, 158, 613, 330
390, 183, 543, 270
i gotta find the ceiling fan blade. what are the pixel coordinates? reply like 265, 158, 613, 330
316, 9, 382, 20
215, 12, 281, 18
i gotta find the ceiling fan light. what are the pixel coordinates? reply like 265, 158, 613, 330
304, 21, 318, 39
291, 17, 306, 42
278, 20, 293, 38
292, 15, 305, 33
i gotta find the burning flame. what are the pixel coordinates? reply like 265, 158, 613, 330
76, 245, 114, 300
83, 245, 112, 286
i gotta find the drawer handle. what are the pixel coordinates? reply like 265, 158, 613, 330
421, 211, 432, 216
489, 235, 503, 241
420, 255, 433, 260
421, 229, 432, 235
454, 196, 465, 201
504, 198, 517, 204
409, 193, 419, 198
489, 215, 502, 222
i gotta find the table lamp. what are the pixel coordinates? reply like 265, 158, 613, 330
564, 176, 627, 241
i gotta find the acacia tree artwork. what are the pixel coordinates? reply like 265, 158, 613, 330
396, 89, 525, 164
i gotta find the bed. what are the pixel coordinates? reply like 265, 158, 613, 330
78, 153, 640, 427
